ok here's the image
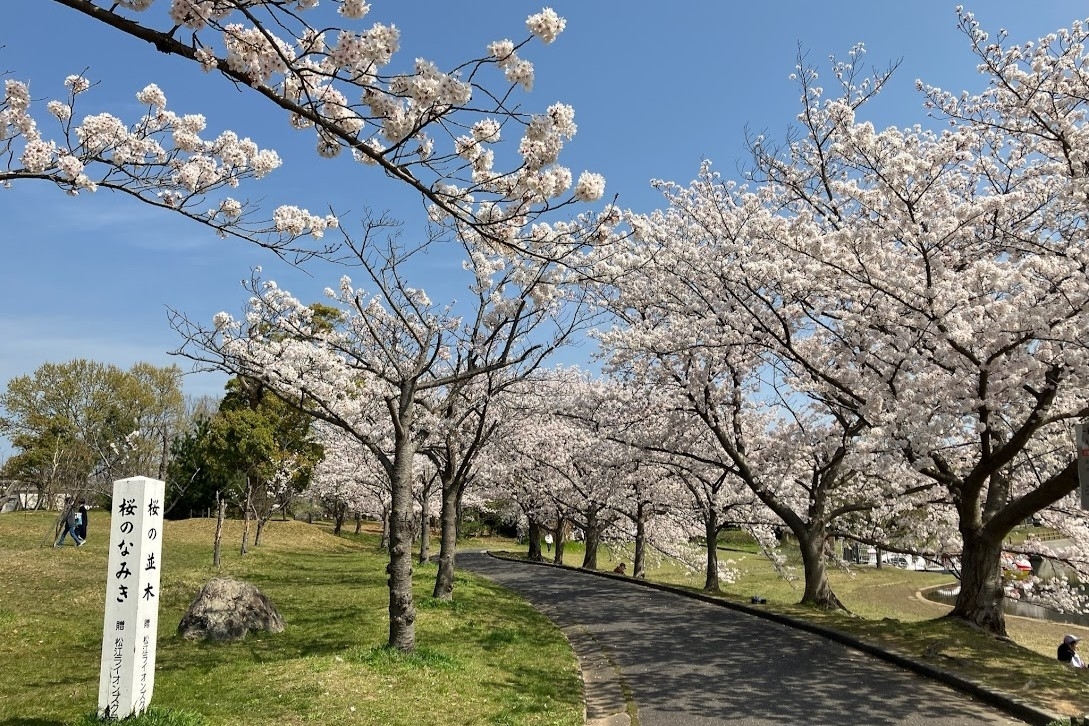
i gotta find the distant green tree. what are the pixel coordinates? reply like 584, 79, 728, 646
165, 376, 322, 546
221, 377, 323, 548
164, 304, 338, 526
0, 359, 185, 506
164, 416, 223, 519
126, 362, 187, 481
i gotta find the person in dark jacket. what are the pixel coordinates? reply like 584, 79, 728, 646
1058, 634, 1085, 668
54, 501, 84, 547
77, 499, 89, 541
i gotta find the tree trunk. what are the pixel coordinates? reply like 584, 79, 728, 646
386, 408, 418, 652
354, 512, 363, 535
633, 505, 647, 580
239, 481, 252, 556
455, 494, 464, 539
432, 485, 460, 600
949, 533, 1007, 636
703, 509, 720, 592
581, 509, 600, 570
418, 493, 431, 565
213, 493, 224, 568
553, 517, 567, 565
380, 504, 391, 550
797, 526, 845, 610
240, 510, 250, 556
333, 501, 346, 535
254, 516, 266, 547
527, 517, 544, 562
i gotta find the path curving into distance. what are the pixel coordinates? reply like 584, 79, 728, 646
459, 551, 1033, 726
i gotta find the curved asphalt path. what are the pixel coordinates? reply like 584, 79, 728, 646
460, 551, 1031, 726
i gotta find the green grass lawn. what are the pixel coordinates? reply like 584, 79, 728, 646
7, 509, 1089, 724
543, 538, 1089, 721
0, 511, 582, 726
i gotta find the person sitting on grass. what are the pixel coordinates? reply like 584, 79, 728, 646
1058, 634, 1085, 668
612, 562, 626, 574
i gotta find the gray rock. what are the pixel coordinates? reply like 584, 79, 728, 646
177, 577, 284, 642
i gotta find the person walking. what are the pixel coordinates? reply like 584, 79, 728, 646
544, 532, 554, 553
76, 498, 89, 542
55, 503, 85, 547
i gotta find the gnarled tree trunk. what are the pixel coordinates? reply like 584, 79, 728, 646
796, 526, 845, 611
949, 533, 1006, 635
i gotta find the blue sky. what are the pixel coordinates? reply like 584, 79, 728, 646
2, 1, 1086, 458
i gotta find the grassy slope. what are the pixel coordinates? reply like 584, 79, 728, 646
561, 540, 1089, 719
0, 512, 581, 726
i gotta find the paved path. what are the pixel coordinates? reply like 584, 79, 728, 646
460, 552, 1028, 726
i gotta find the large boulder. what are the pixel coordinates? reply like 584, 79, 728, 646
177, 577, 284, 642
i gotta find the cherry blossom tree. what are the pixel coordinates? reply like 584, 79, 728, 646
485, 370, 633, 570
5, 2, 605, 259
11, 0, 626, 652
415, 234, 602, 599
474, 417, 562, 563
620, 14, 1089, 633
490, 371, 735, 578
309, 425, 367, 533
548, 375, 728, 582
422, 379, 502, 578
598, 383, 767, 589
171, 206, 603, 649
412, 457, 440, 564
595, 282, 897, 610
309, 423, 394, 539
604, 457, 671, 580
174, 263, 453, 651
